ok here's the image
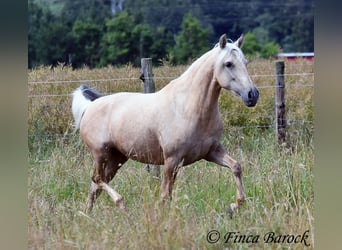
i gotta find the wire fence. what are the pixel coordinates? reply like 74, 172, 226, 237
28, 71, 314, 140
28, 72, 314, 85
28, 72, 314, 98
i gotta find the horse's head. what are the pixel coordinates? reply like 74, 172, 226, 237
214, 34, 259, 107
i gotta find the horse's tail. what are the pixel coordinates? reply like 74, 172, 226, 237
72, 84, 104, 131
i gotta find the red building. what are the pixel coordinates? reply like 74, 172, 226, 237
276, 52, 314, 61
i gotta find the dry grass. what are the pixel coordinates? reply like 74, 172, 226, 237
28, 59, 314, 249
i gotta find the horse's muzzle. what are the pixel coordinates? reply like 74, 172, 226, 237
243, 87, 259, 107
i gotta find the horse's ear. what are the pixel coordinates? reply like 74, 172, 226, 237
219, 34, 227, 49
235, 34, 244, 48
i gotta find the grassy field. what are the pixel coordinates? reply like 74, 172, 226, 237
28, 59, 314, 249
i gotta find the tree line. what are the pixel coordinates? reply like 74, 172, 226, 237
28, 0, 314, 69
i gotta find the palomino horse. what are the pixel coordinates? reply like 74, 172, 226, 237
72, 34, 259, 215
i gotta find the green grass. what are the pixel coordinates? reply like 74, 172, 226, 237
28, 60, 314, 249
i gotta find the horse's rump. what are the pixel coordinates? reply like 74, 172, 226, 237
81, 92, 165, 164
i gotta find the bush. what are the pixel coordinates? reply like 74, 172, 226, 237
243, 32, 280, 59
261, 41, 280, 58
242, 32, 262, 58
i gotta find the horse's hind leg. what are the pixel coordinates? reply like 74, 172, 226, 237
86, 148, 127, 212
85, 181, 103, 212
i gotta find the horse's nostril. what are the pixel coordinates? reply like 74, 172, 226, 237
248, 90, 252, 100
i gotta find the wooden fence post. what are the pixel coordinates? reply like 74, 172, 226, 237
140, 58, 156, 93
140, 58, 160, 178
275, 60, 286, 145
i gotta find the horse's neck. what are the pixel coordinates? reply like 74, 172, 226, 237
167, 49, 222, 119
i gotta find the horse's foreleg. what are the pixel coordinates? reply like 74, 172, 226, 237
205, 143, 246, 215
161, 164, 174, 201
160, 159, 182, 201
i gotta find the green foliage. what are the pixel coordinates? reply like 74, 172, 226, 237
169, 13, 210, 64
242, 33, 262, 58
261, 41, 280, 58
28, 0, 313, 68
71, 19, 102, 68
149, 26, 174, 64
28, 1, 41, 68
243, 32, 280, 59
99, 12, 135, 66
28, 1, 71, 67
123, 0, 195, 32
131, 24, 155, 65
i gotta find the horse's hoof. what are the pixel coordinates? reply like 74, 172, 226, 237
119, 203, 126, 211
227, 202, 239, 218
116, 198, 127, 212
85, 203, 93, 214
227, 205, 234, 218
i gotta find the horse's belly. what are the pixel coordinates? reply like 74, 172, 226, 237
129, 150, 164, 165
112, 125, 165, 165
120, 141, 164, 165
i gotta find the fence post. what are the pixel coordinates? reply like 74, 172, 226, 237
275, 60, 286, 145
140, 58, 160, 178
140, 58, 156, 93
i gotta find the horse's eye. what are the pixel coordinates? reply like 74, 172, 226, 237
225, 62, 233, 68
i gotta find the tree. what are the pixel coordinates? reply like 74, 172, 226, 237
60, 0, 111, 26
41, 22, 71, 66
29, 2, 71, 67
98, 11, 173, 67
242, 32, 279, 59
149, 26, 174, 64
123, 0, 194, 33
99, 11, 136, 66
131, 24, 154, 65
28, 1, 43, 68
261, 41, 280, 58
71, 19, 102, 68
242, 33, 261, 58
170, 13, 210, 64
28, 0, 314, 68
